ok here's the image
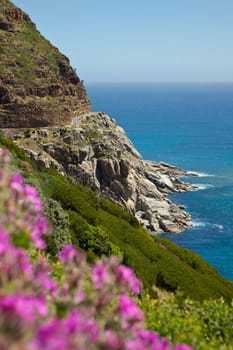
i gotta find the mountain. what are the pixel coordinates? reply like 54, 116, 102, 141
0, 0, 90, 128
0, 0, 195, 233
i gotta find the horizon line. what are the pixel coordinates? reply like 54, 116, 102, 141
85, 80, 233, 84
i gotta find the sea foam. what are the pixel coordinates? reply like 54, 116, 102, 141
191, 221, 224, 231
186, 171, 214, 177
191, 220, 206, 227
193, 183, 214, 191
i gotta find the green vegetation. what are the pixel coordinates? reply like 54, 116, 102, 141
142, 293, 233, 349
0, 5, 61, 85
1, 134, 233, 302
0, 0, 90, 128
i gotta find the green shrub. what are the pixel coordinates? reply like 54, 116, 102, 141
68, 210, 122, 259
0, 134, 34, 166
142, 293, 233, 350
44, 198, 71, 256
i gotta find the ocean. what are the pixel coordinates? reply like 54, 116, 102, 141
86, 82, 233, 281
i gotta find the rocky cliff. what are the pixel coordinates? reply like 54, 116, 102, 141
0, 1, 195, 233
5, 112, 195, 233
0, 0, 90, 128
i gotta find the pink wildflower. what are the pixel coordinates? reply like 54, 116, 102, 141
174, 345, 194, 350
91, 264, 111, 289
0, 149, 10, 164
118, 294, 144, 322
126, 330, 171, 350
11, 247, 33, 277
138, 330, 170, 349
34, 318, 67, 350
75, 290, 86, 303
0, 295, 48, 323
104, 329, 122, 348
24, 185, 43, 211
34, 311, 99, 350
115, 265, 142, 294
10, 173, 24, 193
31, 217, 48, 250
57, 245, 78, 263
0, 228, 10, 255
37, 271, 58, 296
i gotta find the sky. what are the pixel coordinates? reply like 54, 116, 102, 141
12, 0, 233, 83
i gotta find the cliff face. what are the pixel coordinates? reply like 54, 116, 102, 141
8, 112, 195, 233
0, 0, 90, 128
0, 1, 194, 233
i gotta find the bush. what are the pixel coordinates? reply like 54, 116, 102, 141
68, 210, 123, 260
142, 293, 233, 350
44, 198, 71, 256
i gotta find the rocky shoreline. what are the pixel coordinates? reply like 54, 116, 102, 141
4, 112, 196, 233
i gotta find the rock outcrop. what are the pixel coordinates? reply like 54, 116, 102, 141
0, 0, 90, 128
8, 112, 195, 233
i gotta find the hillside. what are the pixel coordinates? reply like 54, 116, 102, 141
0, 0, 90, 127
1, 134, 233, 301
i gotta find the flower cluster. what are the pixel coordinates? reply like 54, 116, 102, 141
0, 149, 194, 350
0, 149, 48, 249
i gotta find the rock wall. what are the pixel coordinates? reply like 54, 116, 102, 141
10, 112, 195, 233
0, 0, 90, 128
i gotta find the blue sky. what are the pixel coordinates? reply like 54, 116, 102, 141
13, 0, 233, 82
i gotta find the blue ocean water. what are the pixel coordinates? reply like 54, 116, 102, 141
86, 82, 233, 281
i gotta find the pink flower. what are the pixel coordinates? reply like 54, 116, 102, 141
104, 329, 122, 348
57, 245, 78, 263
75, 290, 86, 303
138, 330, 170, 349
0, 149, 10, 164
91, 264, 111, 289
34, 318, 67, 350
0, 295, 48, 323
24, 185, 43, 211
11, 247, 33, 277
115, 265, 142, 294
34, 311, 99, 350
10, 173, 24, 193
31, 227, 46, 250
31, 217, 48, 250
0, 228, 10, 255
125, 338, 145, 350
118, 294, 144, 322
36, 217, 48, 234
126, 330, 171, 350
37, 272, 58, 296
174, 345, 194, 350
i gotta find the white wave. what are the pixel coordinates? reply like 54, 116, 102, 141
191, 221, 224, 230
191, 220, 206, 227
212, 224, 224, 231
186, 171, 214, 177
192, 183, 214, 190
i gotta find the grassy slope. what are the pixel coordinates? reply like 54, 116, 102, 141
0, 0, 62, 88
1, 134, 233, 301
